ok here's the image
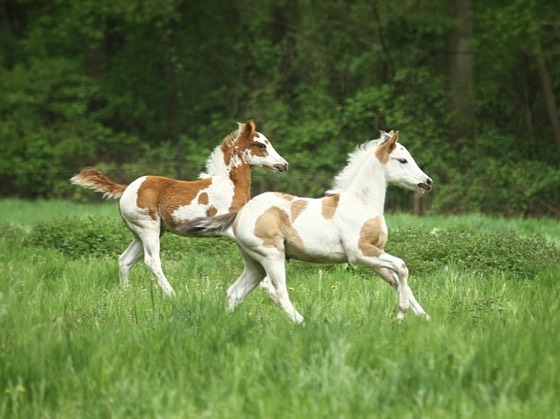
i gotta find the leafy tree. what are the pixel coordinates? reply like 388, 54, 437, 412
0, 0, 558, 215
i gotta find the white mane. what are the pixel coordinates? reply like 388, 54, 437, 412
199, 125, 244, 178
198, 146, 227, 178
326, 131, 390, 194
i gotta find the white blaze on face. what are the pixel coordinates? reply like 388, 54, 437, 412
385, 145, 430, 191
245, 132, 288, 171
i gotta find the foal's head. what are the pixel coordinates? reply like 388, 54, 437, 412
222, 120, 288, 173
376, 131, 432, 193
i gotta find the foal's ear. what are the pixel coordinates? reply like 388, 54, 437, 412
375, 130, 399, 162
379, 130, 395, 143
379, 130, 398, 147
387, 130, 399, 152
376, 130, 399, 162
244, 119, 256, 136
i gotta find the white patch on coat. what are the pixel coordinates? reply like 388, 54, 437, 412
119, 176, 152, 220
171, 176, 236, 222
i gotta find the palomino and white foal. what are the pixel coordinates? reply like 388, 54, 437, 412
181, 131, 432, 323
71, 120, 288, 296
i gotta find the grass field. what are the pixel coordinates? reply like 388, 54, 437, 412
1, 199, 559, 418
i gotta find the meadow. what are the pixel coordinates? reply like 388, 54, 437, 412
1, 198, 559, 418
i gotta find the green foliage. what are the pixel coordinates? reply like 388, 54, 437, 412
25, 216, 237, 260
23, 215, 560, 283
1, 0, 559, 216
386, 228, 560, 280
432, 129, 560, 216
0, 57, 146, 198
435, 157, 560, 216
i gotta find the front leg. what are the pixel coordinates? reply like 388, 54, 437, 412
259, 258, 304, 324
373, 266, 429, 319
347, 241, 421, 320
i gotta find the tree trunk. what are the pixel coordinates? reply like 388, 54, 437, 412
533, 39, 560, 155
413, 192, 425, 215
444, 0, 475, 140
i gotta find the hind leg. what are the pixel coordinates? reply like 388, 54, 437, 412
123, 218, 175, 296
226, 249, 266, 311
140, 229, 175, 296
118, 235, 143, 289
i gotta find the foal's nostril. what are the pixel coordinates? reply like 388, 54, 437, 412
426, 178, 433, 186
275, 163, 289, 172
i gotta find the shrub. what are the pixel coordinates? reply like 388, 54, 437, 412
25, 216, 237, 260
25, 217, 559, 281
386, 228, 560, 280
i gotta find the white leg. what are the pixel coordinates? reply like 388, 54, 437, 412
122, 214, 175, 296
259, 276, 272, 291
226, 250, 266, 311
141, 232, 175, 296
351, 251, 414, 320
118, 236, 144, 288
373, 267, 429, 318
260, 259, 304, 324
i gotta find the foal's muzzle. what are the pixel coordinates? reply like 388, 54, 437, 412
270, 163, 289, 173
417, 177, 433, 193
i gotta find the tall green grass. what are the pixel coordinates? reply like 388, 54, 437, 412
0, 198, 116, 230
1, 199, 559, 418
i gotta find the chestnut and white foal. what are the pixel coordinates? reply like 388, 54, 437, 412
71, 120, 288, 296
181, 131, 432, 323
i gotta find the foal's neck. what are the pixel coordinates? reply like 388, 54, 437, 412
228, 163, 252, 211
346, 160, 387, 213
201, 147, 249, 179
201, 146, 253, 211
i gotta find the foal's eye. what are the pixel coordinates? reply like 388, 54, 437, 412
256, 143, 267, 150
398, 158, 408, 164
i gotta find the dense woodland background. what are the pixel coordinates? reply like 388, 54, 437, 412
1, 0, 559, 216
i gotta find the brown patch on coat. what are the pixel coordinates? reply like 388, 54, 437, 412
220, 120, 262, 211
290, 199, 308, 222
274, 192, 295, 202
198, 192, 209, 205
321, 194, 339, 219
375, 130, 399, 164
228, 163, 251, 212
137, 176, 213, 222
249, 141, 269, 158
358, 216, 387, 257
206, 206, 218, 217
254, 206, 305, 256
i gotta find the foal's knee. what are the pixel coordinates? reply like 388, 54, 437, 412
395, 259, 409, 281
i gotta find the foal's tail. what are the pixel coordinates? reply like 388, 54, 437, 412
178, 212, 238, 237
70, 167, 127, 199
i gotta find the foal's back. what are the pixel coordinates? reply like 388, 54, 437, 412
120, 174, 232, 234
234, 191, 372, 263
